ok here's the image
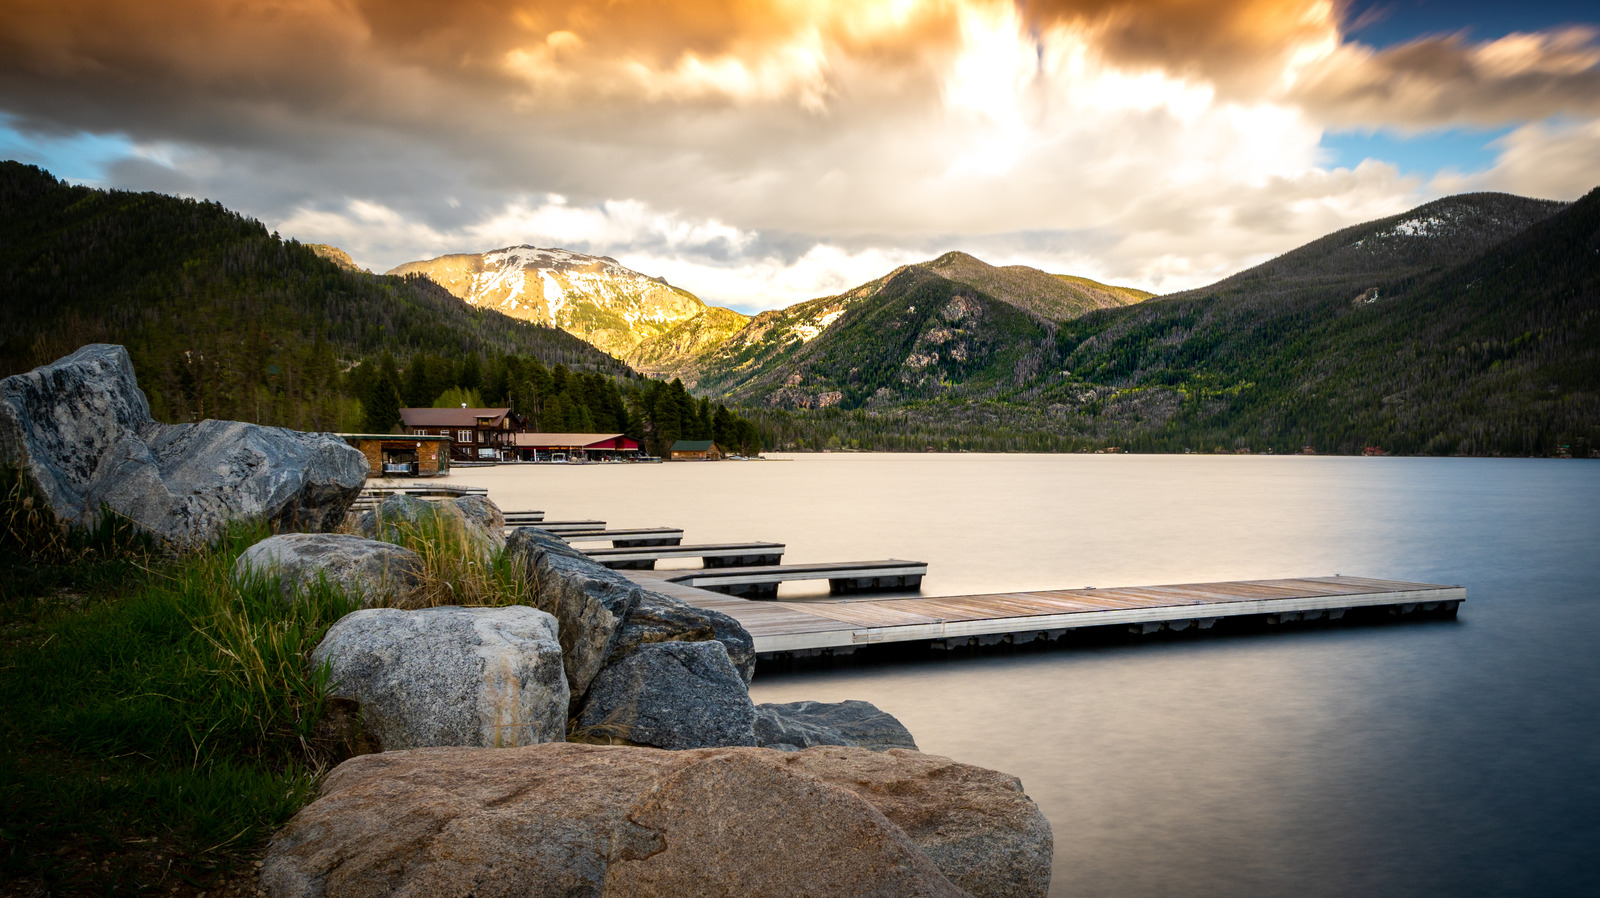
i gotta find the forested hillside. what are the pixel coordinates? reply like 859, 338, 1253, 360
0, 162, 630, 431
744, 190, 1600, 456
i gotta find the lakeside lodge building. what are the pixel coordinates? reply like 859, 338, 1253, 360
400, 407, 524, 461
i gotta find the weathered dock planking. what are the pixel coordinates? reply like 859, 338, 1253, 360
583, 541, 785, 570
560, 528, 686, 548
624, 572, 1465, 657
665, 560, 928, 598
527, 520, 609, 533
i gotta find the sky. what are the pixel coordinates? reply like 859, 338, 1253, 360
3, 0, 1599, 314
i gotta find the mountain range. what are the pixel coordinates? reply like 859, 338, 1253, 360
384, 244, 1153, 386
387, 246, 746, 363
0, 162, 629, 431
3, 156, 1595, 455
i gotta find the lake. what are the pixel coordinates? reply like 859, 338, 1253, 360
450, 454, 1600, 898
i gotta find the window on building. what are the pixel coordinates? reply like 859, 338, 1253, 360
457, 429, 472, 443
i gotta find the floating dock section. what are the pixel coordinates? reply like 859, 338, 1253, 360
626, 573, 1465, 657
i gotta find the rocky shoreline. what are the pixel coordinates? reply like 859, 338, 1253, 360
1, 344, 1054, 897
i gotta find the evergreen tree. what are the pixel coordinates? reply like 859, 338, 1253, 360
402, 355, 432, 407
459, 351, 483, 393
363, 351, 402, 433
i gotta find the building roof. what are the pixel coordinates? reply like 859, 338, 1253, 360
399, 407, 511, 428
512, 433, 631, 448
670, 439, 718, 452
339, 433, 452, 442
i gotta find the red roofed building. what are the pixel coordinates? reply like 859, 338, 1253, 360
400, 407, 525, 461
511, 433, 641, 461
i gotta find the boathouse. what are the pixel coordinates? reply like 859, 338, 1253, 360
400, 407, 525, 461
340, 434, 452, 477
669, 439, 722, 461
512, 433, 641, 461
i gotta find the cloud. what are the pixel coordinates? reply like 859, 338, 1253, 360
1427, 118, 1600, 200
1291, 27, 1600, 128
1, 0, 1597, 314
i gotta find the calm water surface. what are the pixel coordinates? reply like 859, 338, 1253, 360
452, 455, 1600, 898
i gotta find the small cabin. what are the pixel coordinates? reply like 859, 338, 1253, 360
341, 434, 452, 477
669, 439, 722, 461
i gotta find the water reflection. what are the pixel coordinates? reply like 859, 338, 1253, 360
453, 455, 1600, 897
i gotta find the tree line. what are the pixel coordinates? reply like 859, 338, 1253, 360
351, 351, 765, 456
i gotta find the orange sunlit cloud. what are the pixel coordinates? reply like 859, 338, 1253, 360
1, 0, 1597, 306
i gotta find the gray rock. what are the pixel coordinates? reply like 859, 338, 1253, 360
311, 605, 568, 750
607, 591, 757, 685
507, 529, 643, 704
0, 344, 365, 549
505, 525, 587, 565
356, 493, 505, 559
450, 494, 504, 536
261, 744, 1010, 898
780, 748, 1054, 898
575, 641, 756, 750
755, 699, 920, 751
233, 533, 426, 608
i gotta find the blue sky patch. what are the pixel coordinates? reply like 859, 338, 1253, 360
0, 117, 135, 186
1343, 0, 1597, 48
1319, 127, 1514, 177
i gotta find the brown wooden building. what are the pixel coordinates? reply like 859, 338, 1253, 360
668, 439, 722, 461
340, 434, 452, 477
400, 407, 525, 461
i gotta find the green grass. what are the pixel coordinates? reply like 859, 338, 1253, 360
0, 476, 531, 894
0, 520, 357, 893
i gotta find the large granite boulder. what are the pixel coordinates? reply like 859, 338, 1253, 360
0, 344, 365, 549
574, 641, 756, 749
507, 527, 642, 703
311, 606, 568, 750
261, 743, 1051, 898
781, 748, 1054, 898
233, 533, 426, 608
755, 699, 920, 751
357, 493, 505, 558
607, 590, 757, 685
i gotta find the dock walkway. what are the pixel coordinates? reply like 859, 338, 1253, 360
624, 572, 1464, 656
665, 560, 928, 598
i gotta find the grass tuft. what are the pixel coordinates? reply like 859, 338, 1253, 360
362, 502, 529, 609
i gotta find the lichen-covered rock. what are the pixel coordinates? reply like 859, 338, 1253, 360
450, 494, 504, 536
507, 528, 643, 704
263, 743, 1048, 898
0, 344, 365, 549
782, 748, 1054, 898
356, 493, 505, 559
233, 533, 426, 608
311, 606, 568, 750
607, 591, 757, 685
604, 751, 964, 897
575, 641, 756, 750
755, 699, 920, 752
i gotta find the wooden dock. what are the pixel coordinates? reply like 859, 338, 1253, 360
665, 560, 928, 599
561, 528, 686, 548
530, 520, 609, 533
584, 541, 785, 570
624, 573, 1465, 656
